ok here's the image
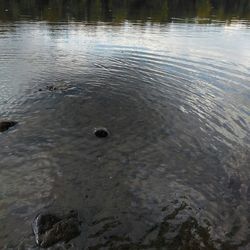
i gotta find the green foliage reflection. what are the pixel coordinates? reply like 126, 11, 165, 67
0, 0, 249, 22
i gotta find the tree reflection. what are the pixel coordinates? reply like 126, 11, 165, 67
0, 0, 249, 22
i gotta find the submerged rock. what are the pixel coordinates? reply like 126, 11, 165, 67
32, 210, 81, 248
40, 217, 81, 248
32, 214, 61, 243
46, 85, 58, 91
0, 121, 17, 132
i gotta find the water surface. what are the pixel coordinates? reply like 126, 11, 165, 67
0, 1, 250, 249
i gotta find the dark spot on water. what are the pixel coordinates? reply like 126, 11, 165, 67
94, 128, 109, 138
0, 121, 17, 132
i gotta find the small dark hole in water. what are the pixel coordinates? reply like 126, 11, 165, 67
94, 128, 109, 138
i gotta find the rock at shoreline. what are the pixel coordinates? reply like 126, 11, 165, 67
32, 210, 81, 248
0, 121, 17, 132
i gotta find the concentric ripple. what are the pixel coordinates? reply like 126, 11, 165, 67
0, 21, 250, 249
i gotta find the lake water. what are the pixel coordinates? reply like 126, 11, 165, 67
0, 1, 250, 249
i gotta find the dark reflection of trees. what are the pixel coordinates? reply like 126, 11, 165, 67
0, 0, 249, 22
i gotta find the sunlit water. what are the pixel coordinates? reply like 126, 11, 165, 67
0, 19, 250, 249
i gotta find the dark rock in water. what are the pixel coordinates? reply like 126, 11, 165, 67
94, 127, 109, 138
37, 82, 75, 93
46, 85, 57, 91
32, 214, 60, 241
32, 210, 81, 248
40, 218, 81, 248
0, 121, 17, 132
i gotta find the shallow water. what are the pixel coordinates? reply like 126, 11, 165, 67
0, 1, 250, 250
